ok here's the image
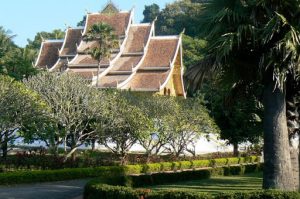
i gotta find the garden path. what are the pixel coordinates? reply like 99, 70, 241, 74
0, 179, 89, 199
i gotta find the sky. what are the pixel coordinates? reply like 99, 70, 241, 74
0, 0, 175, 47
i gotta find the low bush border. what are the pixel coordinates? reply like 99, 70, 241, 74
83, 163, 299, 199
0, 156, 260, 185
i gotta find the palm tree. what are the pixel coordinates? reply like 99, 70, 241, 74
83, 22, 119, 86
186, 0, 300, 190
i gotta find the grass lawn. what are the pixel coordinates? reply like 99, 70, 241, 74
146, 172, 263, 195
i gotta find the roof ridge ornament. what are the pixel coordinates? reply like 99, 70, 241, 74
180, 28, 186, 36
101, 1, 119, 14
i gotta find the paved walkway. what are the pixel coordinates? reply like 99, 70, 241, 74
0, 179, 89, 199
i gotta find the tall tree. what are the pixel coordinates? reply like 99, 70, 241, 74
24, 72, 105, 159
96, 91, 152, 165
163, 97, 219, 157
0, 27, 37, 80
200, 76, 263, 156
186, 0, 300, 190
83, 22, 119, 86
142, 4, 160, 23
0, 75, 44, 158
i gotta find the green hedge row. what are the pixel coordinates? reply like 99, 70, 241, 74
127, 164, 262, 187
84, 186, 299, 199
84, 164, 264, 199
0, 166, 125, 185
124, 156, 260, 175
0, 156, 260, 185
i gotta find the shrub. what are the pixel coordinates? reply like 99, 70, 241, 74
123, 165, 142, 175
212, 158, 228, 167
84, 183, 140, 199
191, 159, 211, 169
0, 166, 125, 185
142, 163, 161, 173
147, 191, 211, 199
210, 167, 224, 176
84, 183, 300, 199
172, 162, 181, 171
180, 161, 193, 170
216, 191, 300, 199
227, 158, 240, 165
127, 169, 211, 187
223, 166, 245, 176
160, 162, 173, 171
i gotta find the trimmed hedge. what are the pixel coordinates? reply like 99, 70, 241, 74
0, 166, 126, 185
0, 156, 261, 185
126, 169, 211, 187
127, 164, 263, 187
84, 184, 300, 199
83, 164, 264, 199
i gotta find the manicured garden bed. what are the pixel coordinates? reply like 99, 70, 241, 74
0, 156, 260, 185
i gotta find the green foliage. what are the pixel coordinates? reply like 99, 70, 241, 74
83, 22, 119, 63
26, 29, 65, 53
160, 162, 173, 171
198, 79, 263, 151
97, 91, 153, 164
0, 27, 37, 80
124, 165, 143, 175
216, 191, 300, 199
24, 72, 104, 158
129, 169, 211, 187
182, 35, 206, 69
148, 191, 211, 199
142, 4, 160, 23
226, 158, 240, 165
0, 75, 45, 157
84, 183, 140, 199
142, 163, 162, 174
155, 0, 204, 37
192, 159, 211, 168
84, 164, 268, 199
180, 161, 193, 170
212, 158, 228, 167
0, 166, 126, 185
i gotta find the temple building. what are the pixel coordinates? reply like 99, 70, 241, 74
35, 3, 186, 97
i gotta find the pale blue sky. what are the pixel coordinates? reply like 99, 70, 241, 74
0, 0, 174, 47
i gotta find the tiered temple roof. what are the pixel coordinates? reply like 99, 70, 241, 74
35, 3, 186, 97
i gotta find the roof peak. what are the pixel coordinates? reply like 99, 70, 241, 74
101, 1, 119, 14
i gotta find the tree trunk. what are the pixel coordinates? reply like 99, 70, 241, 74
290, 144, 299, 190
233, 143, 239, 157
91, 139, 96, 151
64, 146, 77, 162
263, 80, 295, 190
96, 60, 101, 87
1, 131, 9, 159
1, 141, 8, 159
64, 137, 67, 153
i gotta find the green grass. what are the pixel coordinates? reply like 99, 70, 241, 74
145, 172, 263, 195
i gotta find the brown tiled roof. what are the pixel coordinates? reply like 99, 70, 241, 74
111, 55, 142, 71
69, 68, 98, 79
60, 28, 82, 56
98, 74, 130, 87
36, 41, 63, 69
140, 38, 179, 68
123, 25, 151, 53
85, 12, 130, 36
125, 70, 170, 90
70, 54, 117, 67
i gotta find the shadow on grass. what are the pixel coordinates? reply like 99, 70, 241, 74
146, 172, 263, 194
